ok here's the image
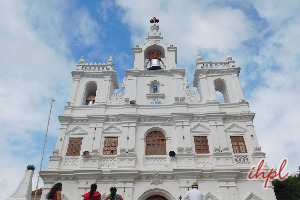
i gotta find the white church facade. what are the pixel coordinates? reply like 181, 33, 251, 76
34, 21, 277, 200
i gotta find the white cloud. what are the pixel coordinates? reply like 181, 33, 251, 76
245, 0, 300, 174
98, 0, 115, 22
0, 1, 101, 199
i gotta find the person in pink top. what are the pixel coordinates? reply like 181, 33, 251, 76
46, 182, 62, 200
82, 183, 101, 200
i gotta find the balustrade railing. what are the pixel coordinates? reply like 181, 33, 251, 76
196, 60, 235, 69
77, 64, 114, 71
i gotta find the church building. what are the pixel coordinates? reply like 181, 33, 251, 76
37, 19, 277, 200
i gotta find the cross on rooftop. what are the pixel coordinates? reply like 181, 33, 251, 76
150, 17, 159, 23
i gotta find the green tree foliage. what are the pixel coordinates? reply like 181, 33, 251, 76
272, 173, 300, 200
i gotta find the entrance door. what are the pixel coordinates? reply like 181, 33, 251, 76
146, 195, 167, 200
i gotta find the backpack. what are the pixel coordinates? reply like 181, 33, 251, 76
110, 194, 122, 200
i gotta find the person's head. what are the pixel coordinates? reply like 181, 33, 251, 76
191, 182, 198, 189
90, 183, 97, 199
110, 187, 117, 198
46, 183, 62, 199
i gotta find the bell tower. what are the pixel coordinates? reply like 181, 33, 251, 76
193, 53, 245, 103
132, 17, 177, 70
67, 56, 118, 106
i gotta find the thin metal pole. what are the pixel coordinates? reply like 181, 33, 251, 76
34, 98, 55, 200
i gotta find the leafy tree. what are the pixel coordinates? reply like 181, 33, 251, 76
272, 173, 300, 200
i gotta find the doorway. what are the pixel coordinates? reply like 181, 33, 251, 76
146, 195, 167, 200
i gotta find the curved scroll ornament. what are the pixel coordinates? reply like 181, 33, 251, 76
109, 91, 126, 104
185, 90, 201, 103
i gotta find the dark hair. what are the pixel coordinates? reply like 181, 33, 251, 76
90, 184, 97, 199
110, 187, 117, 198
46, 183, 62, 199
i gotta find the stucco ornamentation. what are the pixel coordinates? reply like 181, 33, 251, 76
146, 157, 167, 167
185, 90, 201, 103
151, 172, 163, 185
109, 91, 126, 104
196, 155, 212, 167
101, 156, 117, 167
63, 157, 79, 167
234, 155, 250, 165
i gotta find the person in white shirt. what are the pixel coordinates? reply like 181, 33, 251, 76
182, 182, 205, 200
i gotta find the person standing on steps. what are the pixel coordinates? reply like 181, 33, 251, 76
46, 182, 62, 200
82, 183, 101, 200
182, 182, 205, 200
104, 187, 123, 200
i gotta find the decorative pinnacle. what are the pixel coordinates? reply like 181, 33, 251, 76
226, 53, 232, 61
197, 54, 203, 62
150, 17, 159, 23
79, 56, 85, 64
107, 56, 114, 65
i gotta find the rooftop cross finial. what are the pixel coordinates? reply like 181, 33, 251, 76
150, 17, 159, 23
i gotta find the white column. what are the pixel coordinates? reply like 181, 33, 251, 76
207, 77, 217, 101
183, 121, 192, 149
121, 123, 129, 151
233, 74, 245, 101
199, 77, 210, 101
68, 77, 80, 106
55, 123, 68, 154
175, 122, 184, 149
93, 123, 104, 151
246, 121, 260, 149
128, 123, 137, 151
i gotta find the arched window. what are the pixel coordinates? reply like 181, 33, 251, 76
83, 82, 97, 105
146, 131, 166, 155
214, 79, 230, 103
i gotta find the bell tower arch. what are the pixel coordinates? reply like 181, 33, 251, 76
132, 22, 177, 70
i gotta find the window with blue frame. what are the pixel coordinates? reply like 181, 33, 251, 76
153, 86, 158, 93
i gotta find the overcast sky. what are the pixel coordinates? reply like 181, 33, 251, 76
1, 0, 300, 199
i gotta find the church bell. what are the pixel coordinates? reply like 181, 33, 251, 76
148, 51, 162, 70
149, 59, 161, 70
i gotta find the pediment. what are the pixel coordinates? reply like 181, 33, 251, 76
244, 192, 262, 200
103, 124, 122, 133
66, 126, 88, 135
190, 123, 210, 133
225, 123, 246, 133
205, 192, 219, 200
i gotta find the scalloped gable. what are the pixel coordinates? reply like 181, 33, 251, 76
190, 123, 210, 133
244, 192, 262, 200
225, 123, 246, 133
205, 192, 219, 200
66, 126, 88, 135
103, 124, 122, 133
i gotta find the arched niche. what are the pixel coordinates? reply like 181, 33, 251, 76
149, 80, 161, 93
144, 45, 166, 69
83, 81, 97, 105
214, 78, 230, 103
